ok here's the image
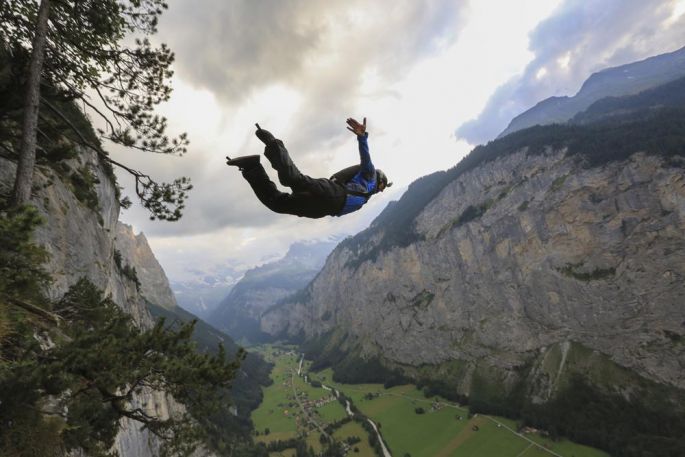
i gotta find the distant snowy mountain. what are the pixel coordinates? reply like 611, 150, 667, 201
170, 265, 244, 318
209, 240, 338, 343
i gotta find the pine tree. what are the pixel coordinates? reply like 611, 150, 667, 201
10, 0, 51, 206
1, 278, 243, 456
1, 0, 191, 220
0, 202, 247, 456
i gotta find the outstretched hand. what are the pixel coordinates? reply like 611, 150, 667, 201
346, 117, 366, 136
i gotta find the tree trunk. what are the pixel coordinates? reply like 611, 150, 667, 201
12, 0, 51, 206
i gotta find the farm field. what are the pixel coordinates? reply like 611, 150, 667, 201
251, 346, 353, 453
250, 349, 299, 444
251, 345, 609, 457
333, 421, 376, 456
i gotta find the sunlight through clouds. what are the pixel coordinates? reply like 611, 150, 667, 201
557, 51, 572, 69
536, 67, 549, 79
666, 0, 685, 24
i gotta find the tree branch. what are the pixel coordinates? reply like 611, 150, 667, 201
81, 94, 118, 134
0, 142, 18, 159
39, 95, 190, 221
39, 95, 147, 178
92, 84, 129, 121
2, 294, 62, 325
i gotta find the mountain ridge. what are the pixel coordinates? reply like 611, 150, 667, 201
210, 240, 337, 344
498, 45, 685, 138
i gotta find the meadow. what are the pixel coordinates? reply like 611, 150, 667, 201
251, 346, 609, 457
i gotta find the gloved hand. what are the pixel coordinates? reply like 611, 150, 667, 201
255, 123, 276, 145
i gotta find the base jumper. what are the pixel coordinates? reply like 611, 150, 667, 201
226, 117, 391, 218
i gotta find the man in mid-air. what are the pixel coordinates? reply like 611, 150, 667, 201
226, 117, 390, 218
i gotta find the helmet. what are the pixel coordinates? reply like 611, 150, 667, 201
375, 169, 392, 192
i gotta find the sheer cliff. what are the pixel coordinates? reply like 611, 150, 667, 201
115, 223, 178, 311
0, 141, 260, 455
0, 147, 179, 456
264, 145, 684, 384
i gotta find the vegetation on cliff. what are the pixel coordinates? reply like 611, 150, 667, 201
1, 0, 191, 220
147, 301, 273, 442
0, 201, 247, 456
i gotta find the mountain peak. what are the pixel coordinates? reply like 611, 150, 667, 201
499, 45, 685, 138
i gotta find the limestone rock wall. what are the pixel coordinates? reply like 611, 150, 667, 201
115, 222, 178, 310
262, 149, 685, 390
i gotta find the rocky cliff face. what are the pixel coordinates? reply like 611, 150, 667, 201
262, 62, 685, 404
116, 220, 271, 428
261, 104, 685, 414
262, 141, 685, 399
0, 148, 194, 456
115, 222, 178, 310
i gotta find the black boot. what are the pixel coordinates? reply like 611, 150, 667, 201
255, 125, 276, 145
226, 155, 260, 171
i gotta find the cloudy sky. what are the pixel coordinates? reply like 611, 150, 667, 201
111, 0, 685, 284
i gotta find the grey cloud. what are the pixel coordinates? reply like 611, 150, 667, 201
267, 0, 470, 181
160, 0, 468, 147
291, 0, 469, 147
113, 138, 280, 238
130, 0, 469, 238
161, 0, 467, 104
456, 0, 685, 145
159, 0, 324, 102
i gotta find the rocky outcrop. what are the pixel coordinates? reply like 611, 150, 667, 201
115, 222, 177, 310
0, 150, 150, 322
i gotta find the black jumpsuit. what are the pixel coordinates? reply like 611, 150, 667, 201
242, 139, 348, 218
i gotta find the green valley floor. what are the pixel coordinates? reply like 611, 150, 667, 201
250, 345, 609, 457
